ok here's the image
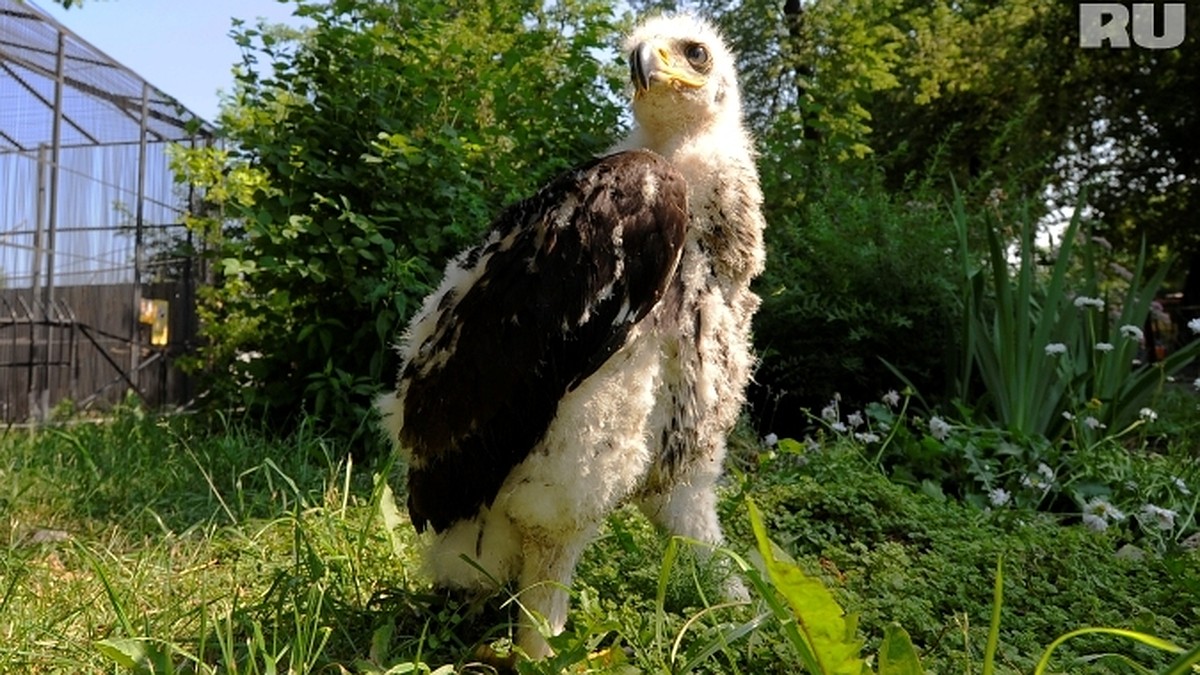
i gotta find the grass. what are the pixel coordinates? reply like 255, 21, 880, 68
2, 405, 1199, 673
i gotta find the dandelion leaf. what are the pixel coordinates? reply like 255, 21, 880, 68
748, 500, 868, 674
95, 637, 171, 674
878, 623, 925, 675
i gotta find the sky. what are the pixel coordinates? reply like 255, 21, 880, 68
38, 0, 308, 124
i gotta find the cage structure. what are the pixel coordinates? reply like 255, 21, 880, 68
1, 0, 216, 421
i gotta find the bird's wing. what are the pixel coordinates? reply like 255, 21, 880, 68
395, 149, 688, 533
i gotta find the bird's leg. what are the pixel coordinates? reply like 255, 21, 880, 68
514, 525, 594, 660
637, 479, 748, 602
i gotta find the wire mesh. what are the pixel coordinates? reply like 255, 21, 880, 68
1, 0, 216, 421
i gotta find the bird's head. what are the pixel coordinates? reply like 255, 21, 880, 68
625, 15, 742, 146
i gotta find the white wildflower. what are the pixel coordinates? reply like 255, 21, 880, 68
1083, 416, 1106, 430
929, 416, 951, 441
1021, 466, 1053, 494
1119, 324, 1144, 342
763, 433, 779, 447
854, 432, 881, 444
1037, 462, 1055, 482
1094, 342, 1114, 353
1073, 296, 1105, 310
1082, 497, 1125, 532
1189, 317, 1200, 334
821, 402, 838, 423
1173, 477, 1191, 496
831, 422, 847, 433
1062, 411, 1075, 421
988, 488, 1012, 507
882, 390, 901, 408
1139, 408, 1158, 423
847, 411, 864, 428
986, 187, 1007, 207
1044, 342, 1067, 356
1140, 504, 1178, 531
1193, 377, 1200, 391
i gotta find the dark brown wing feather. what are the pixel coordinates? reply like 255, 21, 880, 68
396, 150, 688, 533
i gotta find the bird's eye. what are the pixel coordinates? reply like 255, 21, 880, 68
684, 43, 710, 66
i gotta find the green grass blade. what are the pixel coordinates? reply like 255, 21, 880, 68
982, 557, 1003, 675
1160, 640, 1200, 675
675, 608, 773, 672
656, 536, 681, 658
75, 541, 135, 636
723, 549, 816, 668
1034, 627, 1185, 675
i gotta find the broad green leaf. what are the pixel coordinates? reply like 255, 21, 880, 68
95, 638, 173, 674
878, 623, 924, 675
748, 500, 867, 674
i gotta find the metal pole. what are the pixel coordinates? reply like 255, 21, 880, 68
32, 146, 46, 294
46, 30, 64, 308
132, 81, 149, 391
29, 145, 47, 419
38, 30, 67, 421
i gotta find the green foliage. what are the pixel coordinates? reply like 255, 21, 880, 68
745, 442, 1200, 673
174, 0, 624, 437
951, 189, 1200, 440
5, 410, 1200, 672
738, 482, 1199, 675
753, 161, 959, 433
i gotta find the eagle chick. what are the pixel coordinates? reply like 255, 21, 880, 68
377, 14, 765, 659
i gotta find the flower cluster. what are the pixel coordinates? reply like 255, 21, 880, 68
1119, 324, 1144, 342
928, 416, 951, 441
1020, 462, 1056, 494
1139, 504, 1178, 531
988, 487, 1011, 507
1082, 497, 1125, 532
817, 394, 885, 445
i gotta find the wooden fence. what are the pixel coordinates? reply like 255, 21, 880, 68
0, 282, 197, 422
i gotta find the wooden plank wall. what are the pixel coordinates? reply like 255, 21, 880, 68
0, 282, 196, 421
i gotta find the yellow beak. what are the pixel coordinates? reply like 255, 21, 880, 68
630, 41, 706, 97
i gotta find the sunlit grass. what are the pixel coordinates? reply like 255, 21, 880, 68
3, 408, 1199, 673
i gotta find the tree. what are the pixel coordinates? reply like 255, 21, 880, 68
175, 0, 625, 438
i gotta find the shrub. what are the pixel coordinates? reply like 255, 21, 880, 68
751, 161, 959, 438
174, 0, 624, 439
